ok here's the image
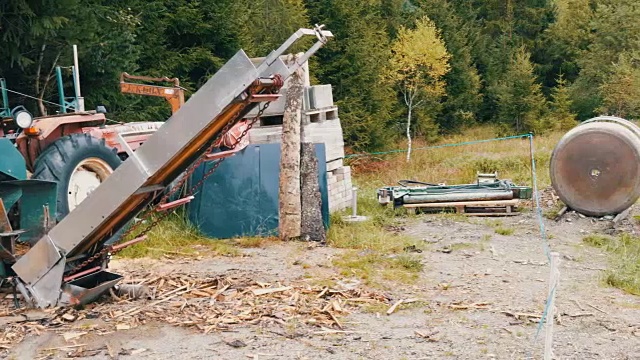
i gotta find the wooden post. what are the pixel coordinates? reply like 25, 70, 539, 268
544, 252, 561, 360
300, 142, 326, 242
278, 55, 304, 240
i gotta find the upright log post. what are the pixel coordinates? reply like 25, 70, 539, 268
300, 142, 326, 242
278, 55, 304, 240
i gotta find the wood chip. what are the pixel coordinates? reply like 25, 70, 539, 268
63, 332, 87, 342
251, 286, 292, 296
386, 299, 404, 315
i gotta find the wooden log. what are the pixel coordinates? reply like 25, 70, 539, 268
300, 142, 326, 242
278, 55, 304, 240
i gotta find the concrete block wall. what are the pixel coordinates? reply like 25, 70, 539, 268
327, 166, 353, 213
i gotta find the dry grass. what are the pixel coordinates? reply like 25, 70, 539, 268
349, 125, 562, 191
116, 212, 240, 259
231, 236, 279, 248
583, 233, 640, 295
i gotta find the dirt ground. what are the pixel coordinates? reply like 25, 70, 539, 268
4, 206, 640, 360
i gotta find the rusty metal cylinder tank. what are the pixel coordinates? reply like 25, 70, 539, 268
550, 116, 640, 216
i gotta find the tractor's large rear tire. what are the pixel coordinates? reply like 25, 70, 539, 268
32, 133, 122, 222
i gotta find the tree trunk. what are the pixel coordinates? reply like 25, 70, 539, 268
278, 60, 304, 240
35, 43, 47, 116
300, 142, 326, 243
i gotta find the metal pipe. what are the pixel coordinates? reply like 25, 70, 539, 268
352, 187, 358, 217
402, 190, 513, 204
73, 45, 84, 111
63, 266, 100, 282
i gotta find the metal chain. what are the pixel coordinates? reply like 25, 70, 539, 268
66, 86, 279, 276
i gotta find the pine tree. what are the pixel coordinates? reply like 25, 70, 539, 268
414, 0, 483, 133
548, 73, 578, 131
496, 47, 547, 133
597, 52, 640, 119
570, 0, 640, 119
305, 0, 397, 151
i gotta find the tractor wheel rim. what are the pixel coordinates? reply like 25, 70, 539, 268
67, 158, 113, 212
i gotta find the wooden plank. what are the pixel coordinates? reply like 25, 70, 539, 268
403, 199, 519, 209
464, 212, 520, 217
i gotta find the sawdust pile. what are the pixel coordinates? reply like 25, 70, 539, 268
0, 270, 390, 356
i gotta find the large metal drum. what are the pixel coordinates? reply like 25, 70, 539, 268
550, 116, 640, 216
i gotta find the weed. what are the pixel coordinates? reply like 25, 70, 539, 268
583, 234, 613, 247
544, 201, 565, 219
583, 233, 640, 295
233, 236, 278, 248
116, 212, 239, 259
495, 227, 514, 236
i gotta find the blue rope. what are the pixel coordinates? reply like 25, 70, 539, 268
344, 134, 532, 159
527, 133, 556, 358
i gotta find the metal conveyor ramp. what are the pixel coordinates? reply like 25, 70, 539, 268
11, 26, 333, 308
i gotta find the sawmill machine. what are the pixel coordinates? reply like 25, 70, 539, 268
0, 25, 333, 309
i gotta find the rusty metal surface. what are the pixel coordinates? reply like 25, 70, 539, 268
15, 112, 106, 170
119, 72, 185, 114
550, 119, 640, 216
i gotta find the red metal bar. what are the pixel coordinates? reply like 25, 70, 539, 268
110, 235, 148, 252
204, 149, 239, 161
156, 196, 195, 211
64, 266, 100, 282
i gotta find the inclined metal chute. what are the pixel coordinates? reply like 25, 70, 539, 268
550, 116, 640, 217
11, 26, 334, 308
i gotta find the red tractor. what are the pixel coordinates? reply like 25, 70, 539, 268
1, 66, 250, 223
0, 63, 165, 222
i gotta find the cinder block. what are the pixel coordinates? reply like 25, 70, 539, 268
308, 85, 334, 109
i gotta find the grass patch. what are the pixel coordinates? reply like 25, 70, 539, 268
116, 212, 240, 259
327, 197, 426, 288
494, 227, 514, 236
349, 125, 561, 190
583, 233, 640, 295
544, 201, 566, 219
232, 236, 278, 248
333, 251, 424, 288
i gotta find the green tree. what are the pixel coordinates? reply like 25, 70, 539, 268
569, 0, 640, 119
414, 0, 483, 132
386, 16, 451, 161
547, 73, 578, 131
305, 0, 397, 151
597, 53, 640, 119
236, 0, 311, 57
495, 47, 547, 133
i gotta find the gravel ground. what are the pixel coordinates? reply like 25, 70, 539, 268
5, 208, 640, 360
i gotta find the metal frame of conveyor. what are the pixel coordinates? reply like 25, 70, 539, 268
11, 25, 334, 308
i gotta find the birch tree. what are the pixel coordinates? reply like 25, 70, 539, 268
387, 16, 451, 161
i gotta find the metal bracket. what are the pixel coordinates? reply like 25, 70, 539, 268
115, 132, 152, 177
257, 25, 334, 76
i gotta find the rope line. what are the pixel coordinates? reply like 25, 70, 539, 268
0, 86, 66, 109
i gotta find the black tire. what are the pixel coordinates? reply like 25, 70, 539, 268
32, 133, 122, 222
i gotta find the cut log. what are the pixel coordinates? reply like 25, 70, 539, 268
278, 55, 304, 240
300, 142, 326, 242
